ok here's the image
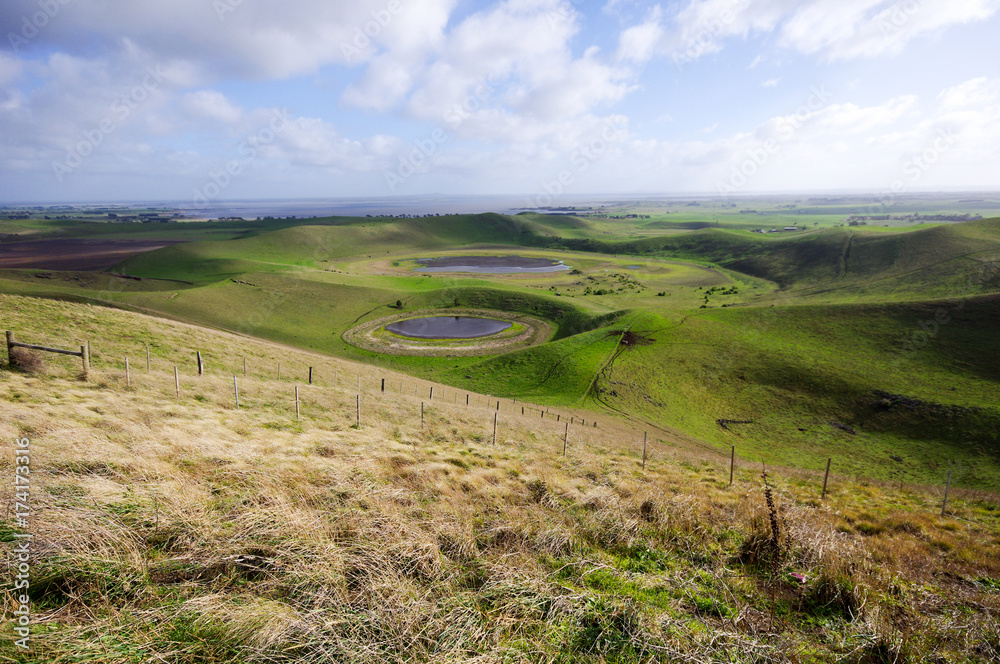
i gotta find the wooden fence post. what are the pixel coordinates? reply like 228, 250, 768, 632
381, 378, 385, 393
356, 394, 360, 428
492, 412, 498, 445
642, 432, 647, 471
562, 422, 569, 456
822, 457, 832, 499
730, 446, 736, 487
243, 357, 247, 377
5, 331, 13, 364
174, 366, 179, 398
125, 357, 130, 388
429, 386, 434, 400
309, 367, 313, 385
941, 470, 952, 518
277, 362, 281, 380
146, 344, 150, 372
197, 351, 203, 376
81, 344, 89, 380
421, 402, 424, 426
496, 400, 499, 411
466, 394, 469, 405
234, 376, 240, 411
295, 386, 300, 421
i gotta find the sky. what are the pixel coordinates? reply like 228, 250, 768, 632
1, 0, 1000, 204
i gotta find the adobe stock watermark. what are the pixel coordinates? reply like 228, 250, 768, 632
878, 0, 922, 37
892, 259, 999, 364
716, 85, 833, 195
384, 74, 499, 192
192, 109, 290, 205
52, 65, 167, 183
543, 0, 584, 30
340, 0, 403, 62
7, 0, 72, 52
11, 437, 33, 651
672, 0, 748, 71
865, 127, 956, 216
524, 117, 627, 209
213, 0, 244, 21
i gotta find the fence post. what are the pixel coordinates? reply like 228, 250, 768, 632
466, 394, 469, 406
496, 400, 499, 411
277, 362, 281, 380
174, 366, 179, 398
562, 422, 569, 456
381, 378, 385, 393
356, 394, 360, 428
295, 386, 300, 421
730, 446, 736, 487
642, 432, 647, 471
430, 386, 434, 400
146, 344, 150, 372
421, 402, 424, 426
234, 376, 240, 410
197, 351, 203, 376
822, 457, 832, 499
125, 357, 130, 388
493, 412, 498, 445
309, 367, 313, 385
5, 331, 13, 364
941, 470, 952, 518
243, 357, 247, 378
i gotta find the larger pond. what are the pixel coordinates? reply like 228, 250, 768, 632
415, 255, 570, 274
386, 316, 513, 339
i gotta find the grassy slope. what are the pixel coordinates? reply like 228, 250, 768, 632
2, 294, 999, 663
2, 214, 1000, 489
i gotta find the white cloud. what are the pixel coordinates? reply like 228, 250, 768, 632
663, 0, 1000, 64
616, 8, 665, 63
761, 77, 780, 87
180, 90, 242, 124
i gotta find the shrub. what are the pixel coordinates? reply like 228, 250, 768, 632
8, 347, 45, 374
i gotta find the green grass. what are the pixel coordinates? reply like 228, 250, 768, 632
2, 211, 1000, 489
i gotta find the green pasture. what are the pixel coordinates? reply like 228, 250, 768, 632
2, 208, 1000, 488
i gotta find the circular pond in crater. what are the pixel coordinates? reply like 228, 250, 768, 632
386, 316, 513, 339
414, 255, 570, 274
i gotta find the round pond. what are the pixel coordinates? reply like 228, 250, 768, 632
386, 316, 513, 339
415, 255, 570, 274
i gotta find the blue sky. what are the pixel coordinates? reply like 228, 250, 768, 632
1, 0, 999, 203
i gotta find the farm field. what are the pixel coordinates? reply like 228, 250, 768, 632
1, 200, 999, 492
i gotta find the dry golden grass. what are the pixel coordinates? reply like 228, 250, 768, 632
2, 294, 1000, 663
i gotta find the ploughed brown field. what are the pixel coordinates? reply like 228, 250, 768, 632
0, 238, 181, 271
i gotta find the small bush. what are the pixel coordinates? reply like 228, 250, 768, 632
8, 347, 45, 374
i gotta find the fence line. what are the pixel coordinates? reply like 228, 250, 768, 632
8, 329, 986, 511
